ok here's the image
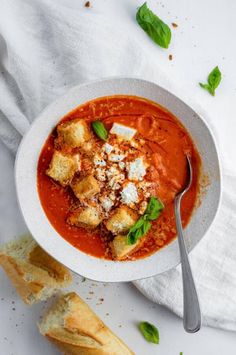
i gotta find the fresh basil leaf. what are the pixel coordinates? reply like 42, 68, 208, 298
136, 2, 171, 49
142, 220, 152, 235
91, 120, 108, 141
138, 321, 159, 344
127, 217, 145, 245
180, 352, 183, 355
199, 66, 222, 96
145, 196, 164, 220
126, 196, 164, 245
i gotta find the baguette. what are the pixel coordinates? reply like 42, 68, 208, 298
39, 292, 134, 355
0, 235, 72, 305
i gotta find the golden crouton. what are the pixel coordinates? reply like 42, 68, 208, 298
111, 234, 140, 260
46, 151, 80, 186
67, 206, 102, 229
70, 175, 100, 200
104, 206, 139, 235
57, 118, 91, 148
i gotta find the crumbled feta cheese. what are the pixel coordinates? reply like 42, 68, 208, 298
95, 168, 106, 181
110, 123, 136, 141
127, 157, 147, 181
108, 154, 125, 162
108, 173, 125, 190
101, 197, 114, 211
121, 182, 139, 205
94, 155, 106, 167
103, 143, 114, 154
106, 165, 120, 179
109, 177, 121, 190
118, 161, 125, 170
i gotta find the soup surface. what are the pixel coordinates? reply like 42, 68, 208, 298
37, 95, 201, 260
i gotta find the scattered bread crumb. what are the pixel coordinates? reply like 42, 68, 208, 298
85, 1, 90, 7
169, 54, 173, 61
172, 22, 178, 28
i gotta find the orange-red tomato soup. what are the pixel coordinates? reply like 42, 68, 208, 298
37, 96, 201, 260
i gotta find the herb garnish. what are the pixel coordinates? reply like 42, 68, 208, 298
91, 120, 108, 141
127, 197, 164, 245
199, 66, 222, 96
136, 2, 171, 49
138, 321, 159, 344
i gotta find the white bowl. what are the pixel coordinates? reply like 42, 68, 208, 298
15, 77, 221, 282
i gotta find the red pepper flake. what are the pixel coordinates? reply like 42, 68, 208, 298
85, 1, 90, 7
172, 22, 178, 28
168, 54, 173, 61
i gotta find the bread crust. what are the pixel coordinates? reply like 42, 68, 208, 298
0, 235, 72, 304
39, 292, 134, 355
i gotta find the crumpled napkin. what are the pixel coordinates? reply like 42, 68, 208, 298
1, 0, 236, 331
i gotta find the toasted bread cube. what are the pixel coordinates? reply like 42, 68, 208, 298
57, 118, 91, 148
111, 234, 140, 260
68, 206, 102, 228
104, 206, 139, 235
71, 175, 100, 200
46, 151, 80, 186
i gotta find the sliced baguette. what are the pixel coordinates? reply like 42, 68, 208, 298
39, 292, 134, 355
0, 235, 72, 305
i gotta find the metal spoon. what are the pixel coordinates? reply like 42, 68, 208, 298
174, 155, 201, 333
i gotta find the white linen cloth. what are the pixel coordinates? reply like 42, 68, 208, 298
0, 0, 236, 331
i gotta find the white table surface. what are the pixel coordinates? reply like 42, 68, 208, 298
1, 0, 236, 354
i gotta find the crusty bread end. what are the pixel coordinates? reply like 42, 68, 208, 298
0, 235, 72, 305
39, 292, 134, 355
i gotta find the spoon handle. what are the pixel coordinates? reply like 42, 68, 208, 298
175, 196, 201, 333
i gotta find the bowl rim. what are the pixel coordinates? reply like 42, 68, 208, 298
14, 76, 222, 282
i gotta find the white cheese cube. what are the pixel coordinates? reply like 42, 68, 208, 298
127, 157, 147, 181
110, 123, 136, 141
100, 197, 114, 212
121, 182, 139, 205
108, 154, 125, 162
93, 155, 106, 167
103, 143, 114, 154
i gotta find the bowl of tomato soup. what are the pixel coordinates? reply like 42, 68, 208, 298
15, 78, 221, 282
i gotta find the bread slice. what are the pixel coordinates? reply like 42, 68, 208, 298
39, 292, 134, 355
0, 235, 72, 305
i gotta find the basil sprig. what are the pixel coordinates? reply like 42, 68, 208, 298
136, 3, 171, 49
91, 120, 108, 141
199, 66, 222, 96
138, 321, 159, 344
127, 197, 164, 245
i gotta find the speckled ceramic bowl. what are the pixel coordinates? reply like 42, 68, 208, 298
15, 77, 221, 282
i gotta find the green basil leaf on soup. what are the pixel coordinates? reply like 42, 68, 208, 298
145, 196, 164, 220
91, 120, 108, 141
